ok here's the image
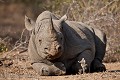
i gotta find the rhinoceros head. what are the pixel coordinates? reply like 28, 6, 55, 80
25, 14, 67, 60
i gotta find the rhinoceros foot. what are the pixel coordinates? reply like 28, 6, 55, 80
90, 59, 106, 72
52, 62, 66, 75
32, 62, 66, 76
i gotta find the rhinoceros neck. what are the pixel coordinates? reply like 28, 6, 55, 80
62, 21, 90, 47
60, 21, 95, 60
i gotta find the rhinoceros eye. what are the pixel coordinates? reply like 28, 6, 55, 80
60, 37, 63, 40
58, 33, 63, 41
44, 48, 48, 50
39, 40, 42, 45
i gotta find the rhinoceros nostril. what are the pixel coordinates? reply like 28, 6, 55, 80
58, 46, 61, 50
56, 45, 61, 51
44, 48, 49, 54
44, 48, 48, 50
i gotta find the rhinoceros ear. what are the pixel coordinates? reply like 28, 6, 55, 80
59, 14, 67, 23
25, 15, 35, 31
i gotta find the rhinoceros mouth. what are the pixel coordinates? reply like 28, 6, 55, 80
45, 48, 61, 56
45, 52, 62, 60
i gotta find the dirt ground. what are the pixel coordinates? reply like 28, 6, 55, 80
0, 51, 120, 80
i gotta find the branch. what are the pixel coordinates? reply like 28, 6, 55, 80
1, 28, 28, 59
94, 0, 117, 17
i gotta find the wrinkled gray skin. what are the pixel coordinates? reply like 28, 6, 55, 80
25, 11, 106, 76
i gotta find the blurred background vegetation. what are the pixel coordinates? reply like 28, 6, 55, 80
0, 0, 120, 62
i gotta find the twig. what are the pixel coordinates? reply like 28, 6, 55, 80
84, 16, 107, 24
20, 28, 26, 42
66, 0, 76, 16
14, 28, 26, 47
3, 41, 26, 58
1, 28, 28, 58
19, 49, 28, 53
93, 0, 117, 17
84, 15, 117, 24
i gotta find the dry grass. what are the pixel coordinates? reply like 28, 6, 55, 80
0, 1, 120, 79
53, 0, 120, 62
0, 0, 120, 62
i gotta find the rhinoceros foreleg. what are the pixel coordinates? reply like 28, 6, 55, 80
90, 28, 106, 72
71, 50, 94, 74
32, 62, 66, 76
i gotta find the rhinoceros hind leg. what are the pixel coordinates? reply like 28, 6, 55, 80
90, 59, 106, 72
91, 28, 107, 72
71, 50, 94, 74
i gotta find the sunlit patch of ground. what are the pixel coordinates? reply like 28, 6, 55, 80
0, 51, 120, 80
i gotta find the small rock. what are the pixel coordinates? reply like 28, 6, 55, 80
27, 66, 33, 70
4, 60, 13, 67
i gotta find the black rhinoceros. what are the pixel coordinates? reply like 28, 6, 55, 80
25, 11, 106, 76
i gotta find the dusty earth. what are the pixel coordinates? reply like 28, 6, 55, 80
0, 51, 120, 80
